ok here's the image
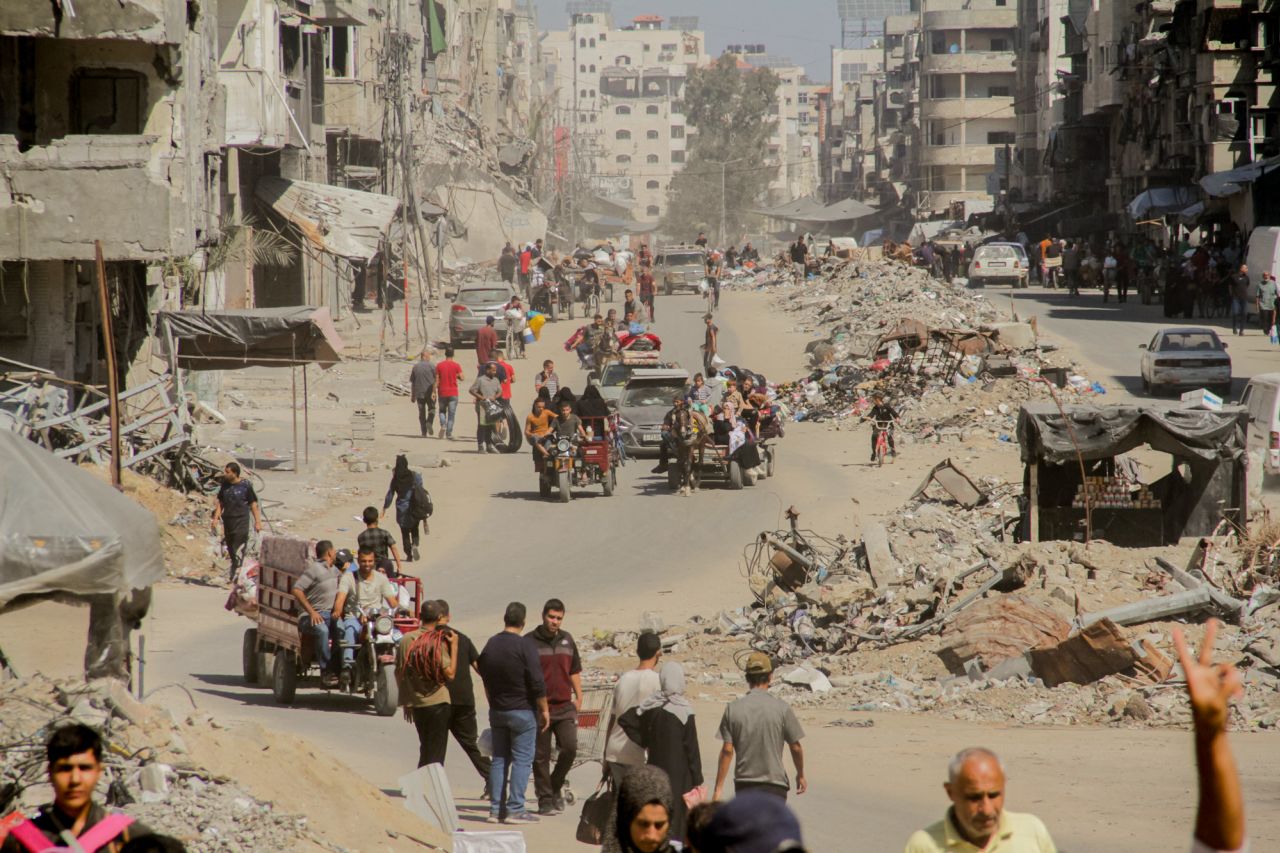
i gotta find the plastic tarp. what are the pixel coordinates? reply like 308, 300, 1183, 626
1128, 187, 1198, 219
1016, 402, 1247, 466
0, 430, 165, 609
1199, 155, 1280, 198
154, 306, 345, 370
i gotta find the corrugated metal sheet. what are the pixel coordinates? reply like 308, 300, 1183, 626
255, 177, 400, 261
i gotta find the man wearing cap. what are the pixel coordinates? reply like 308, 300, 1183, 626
602, 632, 663, 785
712, 652, 806, 802
904, 747, 1056, 853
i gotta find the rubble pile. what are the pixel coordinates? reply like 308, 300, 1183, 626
644, 493, 1280, 729
0, 675, 313, 851
749, 257, 1115, 434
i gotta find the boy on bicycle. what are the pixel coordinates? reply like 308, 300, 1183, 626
864, 392, 899, 462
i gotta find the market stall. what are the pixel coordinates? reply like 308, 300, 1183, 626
1016, 402, 1247, 546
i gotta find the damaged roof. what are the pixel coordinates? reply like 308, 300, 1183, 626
255, 177, 400, 261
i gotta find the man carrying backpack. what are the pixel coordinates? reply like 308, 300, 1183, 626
396, 600, 459, 767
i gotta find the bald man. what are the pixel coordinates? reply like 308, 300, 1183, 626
904, 747, 1056, 852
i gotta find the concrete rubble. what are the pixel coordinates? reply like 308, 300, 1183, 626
0, 675, 314, 851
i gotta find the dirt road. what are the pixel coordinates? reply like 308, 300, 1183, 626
3, 284, 1279, 851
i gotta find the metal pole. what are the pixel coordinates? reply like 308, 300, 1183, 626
93, 240, 123, 491
720, 162, 727, 248
291, 340, 299, 473
302, 363, 310, 465
136, 634, 146, 700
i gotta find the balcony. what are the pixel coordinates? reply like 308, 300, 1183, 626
920, 97, 1014, 120
0, 0, 185, 44
325, 79, 382, 140
925, 52, 1016, 74
919, 143, 1000, 168
1197, 52, 1255, 87
222, 68, 293, 148
0, 135, 189, 260
923, 9, 1017, 31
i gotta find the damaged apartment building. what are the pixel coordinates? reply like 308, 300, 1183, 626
0, 0, 222, 386
1016, 0, 1278, 232
1, 0, 550, 389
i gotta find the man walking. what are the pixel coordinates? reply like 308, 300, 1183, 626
498, 243, 517, 284
602, 632, 662, 784
1257, 272, 1278, 339
789, 237, 808, 282
409, 349, 437, 437
478, 602, 549, 825
535, 359, 560, 400
211, 462, 262, 583
434, 347, 463, 441
1230, 265, 1250, 336
495, 350, 515, 405
904, 748, 1056, 852
470, 361, 503, 454
476, 316, 499, 367
436, 600, 493, 791
638, 265, 656, 322
396, 600, 458, 768
358, 506, 404, 577
292, 540, 341, 687
526, 598, 583, 815
712, 652, 806, 802
702, 314, 719, 377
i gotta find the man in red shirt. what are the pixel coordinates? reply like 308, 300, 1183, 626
638, 266, 656, 322
518, 244, 533, 296
495, 350, 515, 402
476, 316, 499, 367
434, 347, 464, 441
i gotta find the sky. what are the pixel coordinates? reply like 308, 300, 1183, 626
532, 0, 843, 83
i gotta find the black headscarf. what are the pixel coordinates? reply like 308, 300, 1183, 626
551, 386, 577, 411
576, 384, 611, 418
390, 454, 413, 494
603, 766, 677, 853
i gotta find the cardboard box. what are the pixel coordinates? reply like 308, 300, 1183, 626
1180, 388, 1223, 411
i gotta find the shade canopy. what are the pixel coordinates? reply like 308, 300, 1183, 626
154, 306, 345, 370
0, 431, 165, 609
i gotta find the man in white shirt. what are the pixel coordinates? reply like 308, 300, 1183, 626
332, 547, 399, 688
601, 632, 662, 784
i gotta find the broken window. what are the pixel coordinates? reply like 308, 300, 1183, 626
646, 179, 659, 189
646, 104, 659, 115
71, 70, 145, 134
646, 154, 659, 164
646, 205, 660, 216
324, 26, 358, 78
617, 154, 631, 163
280, 24, 303, 80
616, 105, 631, 115
646, 129, 659, 139
671, 150, 685, 163
0, 262, 30, 339
616, 129, 631, 140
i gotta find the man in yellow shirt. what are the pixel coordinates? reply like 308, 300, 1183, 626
905, 747, 1056, 852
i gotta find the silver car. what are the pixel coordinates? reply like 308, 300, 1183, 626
968, 242, 1029, 288
616, 369, 690, 458
448, 281, 518, 347
1140, 327, 1232, 397
655, 247, 707, 295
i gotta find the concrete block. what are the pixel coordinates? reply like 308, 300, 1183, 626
990, 322, 1037, 350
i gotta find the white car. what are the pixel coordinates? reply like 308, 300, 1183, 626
1139, 327, 1232, 397
967, 242, 1029, 288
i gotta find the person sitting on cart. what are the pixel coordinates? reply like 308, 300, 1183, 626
651, 395, 690, 475
293, 539, 344, 687
575, 385, 615, 446
863, 392, 899, 462
525, 397, 556, 459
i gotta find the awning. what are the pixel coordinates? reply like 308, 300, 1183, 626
1199, 155, 1280, 198
756, 196, 877, 223
308, 0, 366, 25
256, 177, 400, 261
154, 306, 345, 370
0, 430, 165, 609
1177, 201, 1205, 226
1018, 402, 1246, 466
1128, 186, 1197, 219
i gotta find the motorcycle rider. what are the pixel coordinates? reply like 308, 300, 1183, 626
651, 395, 689, 474
864, 392, 899, 463
553, 400, 589, 444
333, 547, 401, 689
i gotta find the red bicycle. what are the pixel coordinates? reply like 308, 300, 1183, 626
871, 420, 895, 467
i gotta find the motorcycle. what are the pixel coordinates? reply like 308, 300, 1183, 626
535, 434, 580, 503
342, 605, 404, 716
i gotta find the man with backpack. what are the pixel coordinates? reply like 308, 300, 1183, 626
396, 600, 459, 768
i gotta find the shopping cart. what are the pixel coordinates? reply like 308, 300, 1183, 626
559, 677, 615, 805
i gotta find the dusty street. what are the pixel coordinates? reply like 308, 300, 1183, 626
4, 283, 1280, 851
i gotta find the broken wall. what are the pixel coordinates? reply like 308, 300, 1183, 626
420, 162, 547, 265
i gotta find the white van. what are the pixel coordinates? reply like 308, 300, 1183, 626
1245, 226, 1280, 300
1239, 373, 1280, 477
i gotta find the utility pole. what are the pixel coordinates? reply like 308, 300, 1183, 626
567, 14, 579, 246
93, 240, 122, 491
708, 158, 746, 248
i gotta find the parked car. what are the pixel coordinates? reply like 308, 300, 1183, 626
448, 281, 518, 346
1238, 373, 1280, 481
967, 243, 1029, 288
654, 246, 707, 295
616, 369, 690, 458
1139, 327, 1231, 397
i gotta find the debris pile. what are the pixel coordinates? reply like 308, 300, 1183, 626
0, 675, 312, 851
671, 498, 1280, 729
